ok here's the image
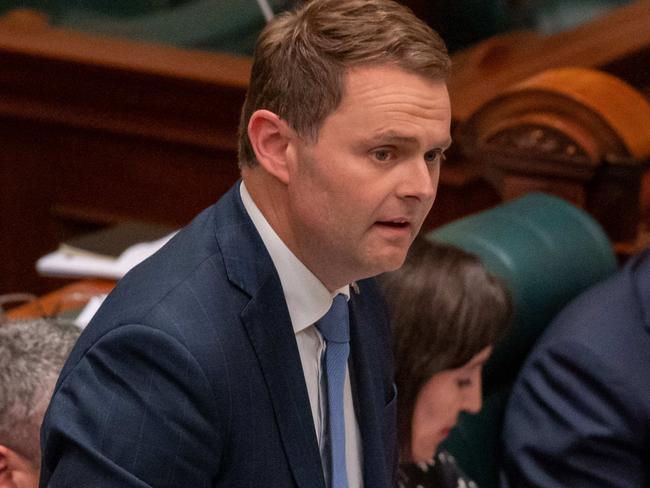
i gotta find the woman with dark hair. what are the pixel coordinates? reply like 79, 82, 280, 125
379, 236, 512, 488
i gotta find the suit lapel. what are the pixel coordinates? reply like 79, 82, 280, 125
215, 184, 325, 488
349, 291, 392, 488
241, 280, 325, 488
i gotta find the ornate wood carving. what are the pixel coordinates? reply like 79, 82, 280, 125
459, 67, 650, 243
448, 0, 650, 121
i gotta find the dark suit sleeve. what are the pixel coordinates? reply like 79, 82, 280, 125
40, 324, 224, 488
502, 341, 645, 488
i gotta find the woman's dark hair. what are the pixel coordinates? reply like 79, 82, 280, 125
378, 236, 512, 459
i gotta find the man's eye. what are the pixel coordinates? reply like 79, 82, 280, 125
424, 149, 445, 164
373, 149, 393, 161
456, 378, 472, 389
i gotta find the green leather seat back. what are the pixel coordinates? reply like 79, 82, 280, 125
0, 1, 177, 19
533, 0, 630, 34
0, 0, 292, 56
429, 193, 617, 487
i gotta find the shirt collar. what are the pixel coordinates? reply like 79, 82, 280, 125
240, 181, 350, 334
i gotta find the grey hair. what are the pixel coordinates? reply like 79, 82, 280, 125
0, 318, 80, 464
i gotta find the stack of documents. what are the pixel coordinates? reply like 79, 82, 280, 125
36, 222, 177, 280
74, 294, 108, 328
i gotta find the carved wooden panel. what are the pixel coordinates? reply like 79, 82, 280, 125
448, 0, 650, 121
459, 67, 650, 243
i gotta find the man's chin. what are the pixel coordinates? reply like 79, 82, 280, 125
366, 249, 409, 277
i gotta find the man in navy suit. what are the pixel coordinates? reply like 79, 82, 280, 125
39, 1, 452, 486
502, 249, 650, 487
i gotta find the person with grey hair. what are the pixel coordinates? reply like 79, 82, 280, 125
41, 1, 451, 486
0, 319, 80, 488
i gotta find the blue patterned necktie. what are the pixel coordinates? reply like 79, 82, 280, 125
316, 294, 350, 488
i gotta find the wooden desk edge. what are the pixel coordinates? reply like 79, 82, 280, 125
6, 279, 115, 319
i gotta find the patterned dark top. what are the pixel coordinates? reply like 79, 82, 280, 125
398, 450, 477, 488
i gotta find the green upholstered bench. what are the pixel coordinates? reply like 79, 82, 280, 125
0, 0, 292, 56
429, 193, 618, 488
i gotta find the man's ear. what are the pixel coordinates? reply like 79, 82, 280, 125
0, 444, 8, 473
0, 444, 15, 487
0, 444, 38, 488
247, 109, 295, 184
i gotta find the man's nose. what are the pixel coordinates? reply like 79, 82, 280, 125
397, 158, 438, 202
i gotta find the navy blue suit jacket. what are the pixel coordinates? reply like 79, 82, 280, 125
502, 250, 650, 487
40, 183, 398, 487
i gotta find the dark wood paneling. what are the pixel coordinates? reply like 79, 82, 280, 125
2, 2, 649, 293
0, 117, 241, 295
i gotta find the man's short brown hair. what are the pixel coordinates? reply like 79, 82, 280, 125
238, 0, 451, 168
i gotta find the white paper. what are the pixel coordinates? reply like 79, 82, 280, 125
36, 232, 176, 280
74, 294, 107, 329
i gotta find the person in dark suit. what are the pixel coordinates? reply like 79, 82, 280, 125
39, 1, 452, 487
502, 249, 650, 487
0, 319, 80, 488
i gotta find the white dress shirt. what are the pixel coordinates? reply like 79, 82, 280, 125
241, 182, 364, 487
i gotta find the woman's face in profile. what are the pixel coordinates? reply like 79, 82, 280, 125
409, 346, 492, 463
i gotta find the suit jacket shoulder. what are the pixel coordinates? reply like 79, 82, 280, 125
42, 184, 316, 487
502, 250, 650, 487
41, 183, 397, 488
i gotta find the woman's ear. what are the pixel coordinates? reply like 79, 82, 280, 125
247, 110, 295, 185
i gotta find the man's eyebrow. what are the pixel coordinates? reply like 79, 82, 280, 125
364, 131, 453, 150
364, 131, 418, 146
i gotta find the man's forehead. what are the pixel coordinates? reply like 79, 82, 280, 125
342, 63, 446, 88
337, 65, 449, 110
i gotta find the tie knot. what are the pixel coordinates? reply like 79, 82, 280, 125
317, 294, 350, 344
